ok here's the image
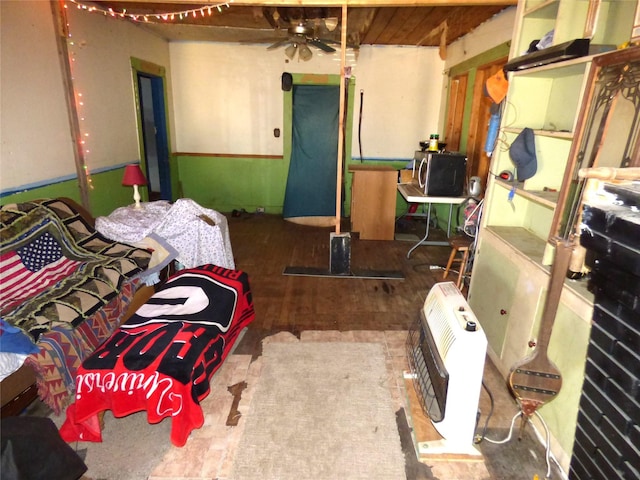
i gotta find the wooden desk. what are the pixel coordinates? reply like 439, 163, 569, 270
349, 164, 397, 240
397, 183, 467, 257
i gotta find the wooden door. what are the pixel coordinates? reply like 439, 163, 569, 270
466, 60, 507, 194
444, 74, 467, 153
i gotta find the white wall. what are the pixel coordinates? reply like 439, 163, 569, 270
0, 0, 171, 192
1, 2, 515, 193
436, 7, 516, 135
170, 42, 444, 160
445, 6, 517, 70
351, 46, 444, 159
1, 1, 73, 188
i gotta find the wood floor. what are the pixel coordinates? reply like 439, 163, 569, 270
22, 212, 563, 479
228, 213, 453, 356
226, 213, 564, 480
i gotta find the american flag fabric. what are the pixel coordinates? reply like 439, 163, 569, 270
0, 231, 80, 315
1, 199, 152, 413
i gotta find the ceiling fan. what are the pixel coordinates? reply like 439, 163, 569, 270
262, 7, 343, 61
268, 23, 337, 61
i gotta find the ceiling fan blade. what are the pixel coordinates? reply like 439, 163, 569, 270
267, 38, 291, 50
317, 37, 359, 50
308, 38, 336, 53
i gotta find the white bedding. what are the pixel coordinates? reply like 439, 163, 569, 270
96, 199, 235, 271
0, 352, 28, 381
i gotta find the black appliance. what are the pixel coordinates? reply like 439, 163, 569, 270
504, 38, 590, 72
416, 152, 467, 197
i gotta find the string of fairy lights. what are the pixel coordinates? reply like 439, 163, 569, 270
63, 2, 93, 189
63, 1, 231, 190
68, 0, 232, 23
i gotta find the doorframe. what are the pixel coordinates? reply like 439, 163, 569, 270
131, 57, 175, 201
466, 59, 507, 186
444, 43, 511, 199
282, 73, 356, 214
444, 73, 468, 153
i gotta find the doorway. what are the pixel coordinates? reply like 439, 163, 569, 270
446, 59, 507, 195
283, 84, 340, 223
281, 74, 355, 226
132, 59, 172, 202
466, 60, 507, 188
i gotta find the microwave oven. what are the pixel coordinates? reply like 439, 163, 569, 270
412, 152, 467, 197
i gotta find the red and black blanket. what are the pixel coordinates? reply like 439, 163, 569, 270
60, 264, 255, 447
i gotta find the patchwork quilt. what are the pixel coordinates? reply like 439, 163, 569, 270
0, 198, 152, 412
60, 264, 255, 447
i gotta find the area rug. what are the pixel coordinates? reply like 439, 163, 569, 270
230, 341, 406, 480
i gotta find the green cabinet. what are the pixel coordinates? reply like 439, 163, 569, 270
468, 238, 519, 357
468, 0, 639, 473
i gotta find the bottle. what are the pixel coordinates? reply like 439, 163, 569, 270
428, 134, 439, 152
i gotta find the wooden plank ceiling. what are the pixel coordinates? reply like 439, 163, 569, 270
81, 1, 515, 48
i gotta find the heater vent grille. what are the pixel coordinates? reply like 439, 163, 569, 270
407, 310, 449, 422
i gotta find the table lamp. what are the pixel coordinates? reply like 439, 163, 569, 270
122, 164, 147, 209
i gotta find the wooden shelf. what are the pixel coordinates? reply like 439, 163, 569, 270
523, 0, 559, 17
494, 179, 559, 208
503, 127, 573, 140
510, 55, 590, 77
485, 225, 547, 263
484, 226, 594, 303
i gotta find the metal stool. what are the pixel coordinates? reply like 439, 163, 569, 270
443, 235, 474, 289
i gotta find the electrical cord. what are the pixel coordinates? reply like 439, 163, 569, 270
480, 410, 554, 480
534, 410, 553, 480
476, 379, 553, 478
482, 411, 521, 445
474, 379, 495, 444
411, 263, 446, 273
358, 89, 364, 162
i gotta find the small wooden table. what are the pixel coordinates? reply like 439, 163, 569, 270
349, 164, 398, 240
397, 183, 467, 257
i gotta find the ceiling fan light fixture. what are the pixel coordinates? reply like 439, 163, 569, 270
324, 17, 338, 32
299, 44, 312, 61
285, 43, 297, 60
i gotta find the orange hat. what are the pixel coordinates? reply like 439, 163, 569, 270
486, 69, 508, 104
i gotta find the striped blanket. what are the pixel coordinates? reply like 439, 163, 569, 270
61, 265, 255, 446
0, 199, 152, 412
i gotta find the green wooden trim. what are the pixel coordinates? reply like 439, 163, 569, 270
130, 57, 176, 201
130, 57, 165, 76
444, 42, 510, 153
175, 152, 283, 159
448, 42, 511, 77
458, 69, 478, 153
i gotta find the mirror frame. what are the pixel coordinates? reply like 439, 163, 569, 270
551, 46, 640, 241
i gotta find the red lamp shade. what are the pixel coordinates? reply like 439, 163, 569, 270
122, 164, 147, 186
122, 164, 147, 209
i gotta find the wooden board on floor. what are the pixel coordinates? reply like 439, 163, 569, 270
403, 375, 484, 462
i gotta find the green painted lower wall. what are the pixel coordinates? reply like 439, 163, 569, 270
175, 155, 470, 231
1, 167, 141, 218
176, 155, 290, 214
5, 157, 461, 230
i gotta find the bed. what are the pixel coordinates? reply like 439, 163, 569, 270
60, 264, 255, 447
0, 198, 152, 414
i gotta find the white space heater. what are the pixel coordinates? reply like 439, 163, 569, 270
406, 282, 487, 456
